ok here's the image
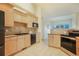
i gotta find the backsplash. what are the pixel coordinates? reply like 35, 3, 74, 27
50, 29, 68, 35
28, 28, 38, 34
5, 26, 38, 36
5, 22, 38, 35
5, 27, 15, 35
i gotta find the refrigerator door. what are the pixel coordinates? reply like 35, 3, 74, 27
0, 10, 5, 56
0, 44, 4, 56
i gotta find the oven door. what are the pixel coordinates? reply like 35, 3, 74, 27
61, 37, 76, 54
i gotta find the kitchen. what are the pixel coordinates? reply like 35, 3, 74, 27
0, 3, 79, 56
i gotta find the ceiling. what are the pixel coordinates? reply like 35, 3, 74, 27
36, 3, 79, 20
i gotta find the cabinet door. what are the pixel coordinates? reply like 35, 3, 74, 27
13, 10, 22, 22
17, 36, 25, 51
33, 17, 38, 23
5, 37, 17, 56
5, 9, 14, 27
27, 16, 33, 27
13, 10, 26, 23
53, 35, 60, 47
76, 39, 79, 55
48, 35, 54, 46
24, 35, 31, 48
77, 48, 79, 56
48, 35, 60, 47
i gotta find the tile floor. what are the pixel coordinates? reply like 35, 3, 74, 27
14, 42, 68, 56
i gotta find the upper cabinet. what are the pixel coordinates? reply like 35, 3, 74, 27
26, 15, 33, 28
0, 3, 38, 27
13, 8, 38, 28
26, 14, 38, 28
33, 16, 38, 23
13, 9, 27, 23
0, 4, 14, 27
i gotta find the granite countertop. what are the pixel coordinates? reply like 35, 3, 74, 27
5, 33, 29, 38
61, 36, 76, 41
5, 35, 17, 38
48, 34, 63, 35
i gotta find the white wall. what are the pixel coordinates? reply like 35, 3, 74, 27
75, 13, 79, 30
35, 7, 44, 42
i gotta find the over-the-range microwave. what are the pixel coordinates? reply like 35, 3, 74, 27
32, 22, 38, 28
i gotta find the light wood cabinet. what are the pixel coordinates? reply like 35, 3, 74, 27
26, 15, 33, 27
76, 37, 79, 56
48, 34, 61, 47
26, 14, 38, 28
24, 35, 31, 48
13, 9, 38, 28
5, 35, 31, 56
48, 35, 54, 46
53, 35, 61, 47
13, 9, 28, 23
76, 48, 79, 55
5, 36, 17, 56
33, 16, 38, 23
13, 10, 22, 22
0, 4, 14, 27
17, 35, 25, 51
5, 9, 14, 26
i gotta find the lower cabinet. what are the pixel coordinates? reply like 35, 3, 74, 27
5, 36, 17, 56
17, 35, 25, 51
76, 37, 79, 55
5, 35, 31, 56
48, 34, 61, 47
17, 35, 31, 51
24, 35, 31, 48
76, 48, 79, 55
48, 35, 54, 46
